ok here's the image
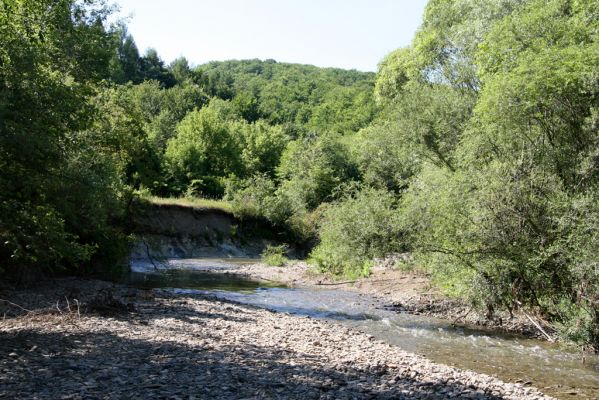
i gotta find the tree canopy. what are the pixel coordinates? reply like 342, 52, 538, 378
2, 0, 598, 349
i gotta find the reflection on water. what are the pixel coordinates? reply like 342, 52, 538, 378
127, 257, 284, 292
127, 258, 599, 399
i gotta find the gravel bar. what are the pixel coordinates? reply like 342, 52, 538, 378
0, 281, 552, 399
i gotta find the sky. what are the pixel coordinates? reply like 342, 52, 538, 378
114, 0, 428, 72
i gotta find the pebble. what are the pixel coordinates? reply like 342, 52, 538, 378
0, 280, 555, 399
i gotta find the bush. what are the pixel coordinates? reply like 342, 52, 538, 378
225, 175, 291, 223
164, 102, 242, 194
261, 244, 288, 267
225, 175, 320, 244
276, 135, 357, 212
309, 186, 403, 277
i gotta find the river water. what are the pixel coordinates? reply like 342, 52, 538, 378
127, 258, 599, 399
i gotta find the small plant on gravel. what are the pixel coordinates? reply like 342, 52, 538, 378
262, 244, 288, 267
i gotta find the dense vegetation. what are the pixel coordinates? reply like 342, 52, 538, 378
1, 0, 597, 348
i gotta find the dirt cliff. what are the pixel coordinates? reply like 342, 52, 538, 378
129, 202, 278, 262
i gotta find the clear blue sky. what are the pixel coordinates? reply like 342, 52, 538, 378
115, 0, 428, 72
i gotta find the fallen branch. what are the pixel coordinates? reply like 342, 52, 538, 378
451, 306, 473, 326
514, 300, 554, 342
142, 238, 162, 270
314, 278, 397, 286
315, 280, 357, 286
0, 298, 33, 313
250, 275, 279, 283
523, 311, 554, 342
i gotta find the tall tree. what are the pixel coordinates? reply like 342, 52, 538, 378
140, 48, 175, 87
0, 0, 128, 274
169, 56, 191, 84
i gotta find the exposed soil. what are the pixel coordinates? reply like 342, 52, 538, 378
130, 202, 281, 260
0, 279, 552, 400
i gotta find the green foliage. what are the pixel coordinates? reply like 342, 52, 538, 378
123, 81, 208, 154
306, 85, 378, 135
91, 86, 162, 190
169, 57, 192, 84
109, 26, 142, 84
374, 47, 415, 103
0, 0, 128, 275
164, 102, 242, 196
140, 48, 176, 88
261, 244, 288, 267
395, 0, 599, 348
195, 59, 378, 132
109, 31, 176, 88
225, 175, 291, 225
277, 135, 357, 213
395, 82, 475, 171
239, 121, 290, 177
232, 91, 261, 122
412, 0, 526, 89
309, 187, 403, 277
349, 123, 419, 193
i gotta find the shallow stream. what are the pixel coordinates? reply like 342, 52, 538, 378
128, 258, 599, 399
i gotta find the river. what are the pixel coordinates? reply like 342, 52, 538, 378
127, 258, 599, 399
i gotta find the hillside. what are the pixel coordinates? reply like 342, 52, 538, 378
196, 59, 378, 134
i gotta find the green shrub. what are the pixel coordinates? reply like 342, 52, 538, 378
225, 175, 291, 223
261, 244, 288, 267
309, 186, 403, 277
276, 135, 357, 212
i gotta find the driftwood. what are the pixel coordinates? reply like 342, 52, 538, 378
514, 300, 554, 342
451, 306, 473, 326
522, 311, 554, 342
0, 298, 33, 313
314, 278, 396, 286
315, 280, 357, 286
250, 275, 279, 283
142, 239, 162, 270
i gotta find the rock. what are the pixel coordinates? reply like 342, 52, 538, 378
0, 279, 555, 400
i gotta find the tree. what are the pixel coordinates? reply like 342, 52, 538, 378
411, 0, 526, 90
309, 186, 403, 277
110, 27, 142, 84
276, 135, 356, 213
140, 48, 176, 88
164, 102, 241, 195
91, 86, 162, 190
170, 56, 191, 84
0, 0, 128, 275
374, 47, 414, 103
239, 121, 289, 177
349, 122, 419, 193
400, 0, 599, 347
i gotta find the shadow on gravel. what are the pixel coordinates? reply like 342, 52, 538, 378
129, 299, 257, 325
1, 329, 508, 399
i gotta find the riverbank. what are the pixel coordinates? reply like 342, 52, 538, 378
0, 279, 551, 399
128, 201, 554, 340
227, 260, 554, 339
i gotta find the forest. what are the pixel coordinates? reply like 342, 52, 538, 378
1, 0, 598, 349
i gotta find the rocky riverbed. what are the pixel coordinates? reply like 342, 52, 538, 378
0, 279, 552, 399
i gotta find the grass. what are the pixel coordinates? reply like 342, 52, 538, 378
145, 195, 233, 213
